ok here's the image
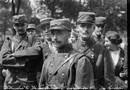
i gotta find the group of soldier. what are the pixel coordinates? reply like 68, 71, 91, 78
0, 11, 127, 89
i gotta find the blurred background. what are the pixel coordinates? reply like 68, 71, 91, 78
0, 0, 127, 49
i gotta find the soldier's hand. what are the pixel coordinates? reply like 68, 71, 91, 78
2, 54, 16, 64
3, 53, 15, 60
34, 41, 42, 50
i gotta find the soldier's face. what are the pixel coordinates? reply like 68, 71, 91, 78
41, 24, 51, 40
94, 24, 105, 36
27, 29, 36, 36
76, 23, 94, 40
51, 30, 70, 48
41, 24, 50, 31
13, 23, 27, 35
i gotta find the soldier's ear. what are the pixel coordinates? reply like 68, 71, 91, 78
25, 23, 28, 29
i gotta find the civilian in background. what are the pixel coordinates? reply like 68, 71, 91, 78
104, 31, 127, 89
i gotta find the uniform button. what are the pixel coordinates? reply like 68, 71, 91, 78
64, 55, 67, 58
50, 63, 53, 67
62, 73, 65, 76
49, 72, 52, 75
91, 54, 94, 58
79, 49, 82, 52
63, 65, 65, 67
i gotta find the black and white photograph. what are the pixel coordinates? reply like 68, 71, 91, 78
0, 0, 127, 89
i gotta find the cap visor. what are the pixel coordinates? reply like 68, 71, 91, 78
27, 28, 36, 31
77, 22, 94, 24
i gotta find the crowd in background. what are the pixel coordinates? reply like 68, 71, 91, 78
0, 10, 128, 89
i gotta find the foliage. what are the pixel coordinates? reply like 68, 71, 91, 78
43, 0, 127, 33
0, 0, 127, 37
0, 0, 32, 36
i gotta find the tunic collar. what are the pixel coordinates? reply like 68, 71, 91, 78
14, 33, 27, 42
80, 36, 97, 48
54, 44, 73, 54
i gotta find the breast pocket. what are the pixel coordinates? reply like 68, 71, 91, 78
57, 63, 69, 84
85, 50, 98, 66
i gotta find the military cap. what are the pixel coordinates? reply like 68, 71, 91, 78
95, 17, 106, 25
27, 24, 36, 30
77, 12, 96, 24
29, 17, 40, 26
12, 14, 27, 24
105, 31, 122, 44
49, 19, 71, 32
36, 18, 53, 29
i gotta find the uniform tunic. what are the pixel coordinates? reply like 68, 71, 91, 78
0, 34, 43, 89
73, 36, 116, 89
39, 44, 94, 89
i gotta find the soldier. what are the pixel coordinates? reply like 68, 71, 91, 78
0, 14, 43, 89
36, 18, 54, 54
26, 24, 37, 36
93, 16, 106, 44
39, 19, 94, 89
73, 12, 116, 89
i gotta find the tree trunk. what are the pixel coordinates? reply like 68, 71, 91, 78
12, 0, 15, 16
16, 0, 21, 15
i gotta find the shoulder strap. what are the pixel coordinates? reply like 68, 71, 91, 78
83, 42, 99, 55
48, 53, 79, 82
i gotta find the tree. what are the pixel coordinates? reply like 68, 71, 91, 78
0, 0, 32, 37
83, 0, 127, 33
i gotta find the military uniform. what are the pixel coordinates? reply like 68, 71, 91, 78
36, 18, 54, 55
93, 17, 107, 45
27, 24, 37, 35
39, 19, 94, 89
74, 12, 116, 89
0, 14, 43, 89
73, 36, 116, 88
39, 45, 94, 89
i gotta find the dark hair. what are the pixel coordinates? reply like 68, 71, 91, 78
106, 31, 122, 45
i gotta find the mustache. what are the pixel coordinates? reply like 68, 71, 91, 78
83, 31, 89, 34
52, 40, 61, 44
18, 29, 24, 31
